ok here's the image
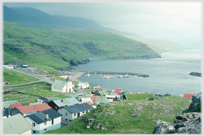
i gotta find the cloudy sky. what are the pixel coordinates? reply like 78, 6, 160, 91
3, 0, 202, 46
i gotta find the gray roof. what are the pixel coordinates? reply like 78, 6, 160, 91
26, 109, 62, 124
65, 97, 80, 106
64, 103, 94, 113
52, 80, 65, 87
3, 100, 18, 109
3, 113, 32, 134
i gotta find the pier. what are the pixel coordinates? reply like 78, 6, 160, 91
77, 71, 150, 77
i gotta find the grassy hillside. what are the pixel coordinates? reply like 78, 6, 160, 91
4, 22, 159, 72
123, 35, 182, 53
45, 95, 191, 134
3, 69, 38, 85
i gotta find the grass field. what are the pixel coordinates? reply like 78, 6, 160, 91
126, 93, 155, 100
45, 95, 192, 134
3, 69, 38, 85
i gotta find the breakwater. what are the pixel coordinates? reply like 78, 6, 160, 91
77, 71, 149, 77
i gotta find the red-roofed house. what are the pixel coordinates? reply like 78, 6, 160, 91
10, 103, 52, 116
11, 103, 23, 108
89, 96, 101, 103
184, 94, 194, 98
114, 89, 122, 93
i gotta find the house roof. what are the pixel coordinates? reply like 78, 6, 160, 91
52, 80, 65, 87
99, 90, 107, 95
184, 94, 194, 98
65, 97, 80, 106
16, 103, 52, 114
114, 89, 122, 93
78, 82, 85, 86
62, 99, 71, 105
26, 109, 62, 124
64, 103, 94, 113
3, 114, 32, 134
89, 96, 101, 102
81, 97, 93, 103
86, 101, 93, 106
11, 103, 23, 108
85, 94, 94, 97
95, 96, 109, 103
52, 100, 66, 107
38, 97, 48, 101
3, 100, 18, 109
69, 94, 78, 98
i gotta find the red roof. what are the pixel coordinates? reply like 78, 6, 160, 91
184, 94, 194, 98
89, 96, 101, 102
11, 103, 23, 108
114, 89, 122, 93
17, 103, 52, 114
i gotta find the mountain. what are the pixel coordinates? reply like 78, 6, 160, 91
4, 22, 160, 72
3, 6, 133, 35
123, 35, 182, 53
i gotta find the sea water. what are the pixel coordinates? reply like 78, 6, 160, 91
74, 49, 202, 96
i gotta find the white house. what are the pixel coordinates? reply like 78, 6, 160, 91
51, 76, 73, 93
58, 103, 94, 125
80, 97, 93, 104
77, 82, 89, 89
25, 109, 62, 134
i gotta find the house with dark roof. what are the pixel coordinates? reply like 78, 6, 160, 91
3, 113, 32, 134
10, 103, 52, 116
25, 109, 62, 134
51, 76, 74, 93
58, 103, 94, 125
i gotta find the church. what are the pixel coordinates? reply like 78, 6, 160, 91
51, 76, 74, 93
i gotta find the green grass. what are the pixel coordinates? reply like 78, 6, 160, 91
4, 21, 159, 72
3, 69, 38, 85
3, 83, 67, 104
126, 93, 155, 100
45, 95, 192, 134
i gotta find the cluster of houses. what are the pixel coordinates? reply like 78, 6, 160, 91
3, 88, 131, 134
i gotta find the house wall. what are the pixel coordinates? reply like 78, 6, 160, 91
25, 117, 61, 134
52, 85, 64, 93
58, 108, 90, 124
20, 129, 32, 135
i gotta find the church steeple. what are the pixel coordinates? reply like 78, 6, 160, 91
66, 76, 72, 82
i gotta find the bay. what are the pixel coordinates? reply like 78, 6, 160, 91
74, 49, 202, 96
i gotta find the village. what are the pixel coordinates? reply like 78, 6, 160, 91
3, 65, 134, 134
3, 65, 197, 134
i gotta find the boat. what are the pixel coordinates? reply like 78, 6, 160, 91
105, 76, 110, 79
85, 72, 90, 77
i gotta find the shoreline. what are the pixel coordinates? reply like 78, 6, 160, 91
59, 71, 86, 83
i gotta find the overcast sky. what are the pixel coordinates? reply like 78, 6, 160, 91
3, 1, 202, 46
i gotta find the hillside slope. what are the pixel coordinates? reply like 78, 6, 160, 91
45, 95, 191, 134
4, 22, 160, 72
123, 35, 182, 53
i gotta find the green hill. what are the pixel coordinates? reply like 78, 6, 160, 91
123, 35, 182, 53
4, 22, 160, 72
45, 95, 191, 134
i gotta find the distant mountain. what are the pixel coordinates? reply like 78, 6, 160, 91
123, 35, 182, 53
3, 6, 133, 35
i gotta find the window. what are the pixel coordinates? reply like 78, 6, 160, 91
66, 113, 68, 116
32, 123, 35, 127
52, 119, 54, 125
44, 129, 47, 131
65, 119, 68, 121
86, 111, 88, 113
74, 113, 76, 116
33, 130, 36, 134
44, 122, 47, 125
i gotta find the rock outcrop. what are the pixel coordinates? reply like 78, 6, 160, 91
153, 92, 201, 134
188, 92, 201, 112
